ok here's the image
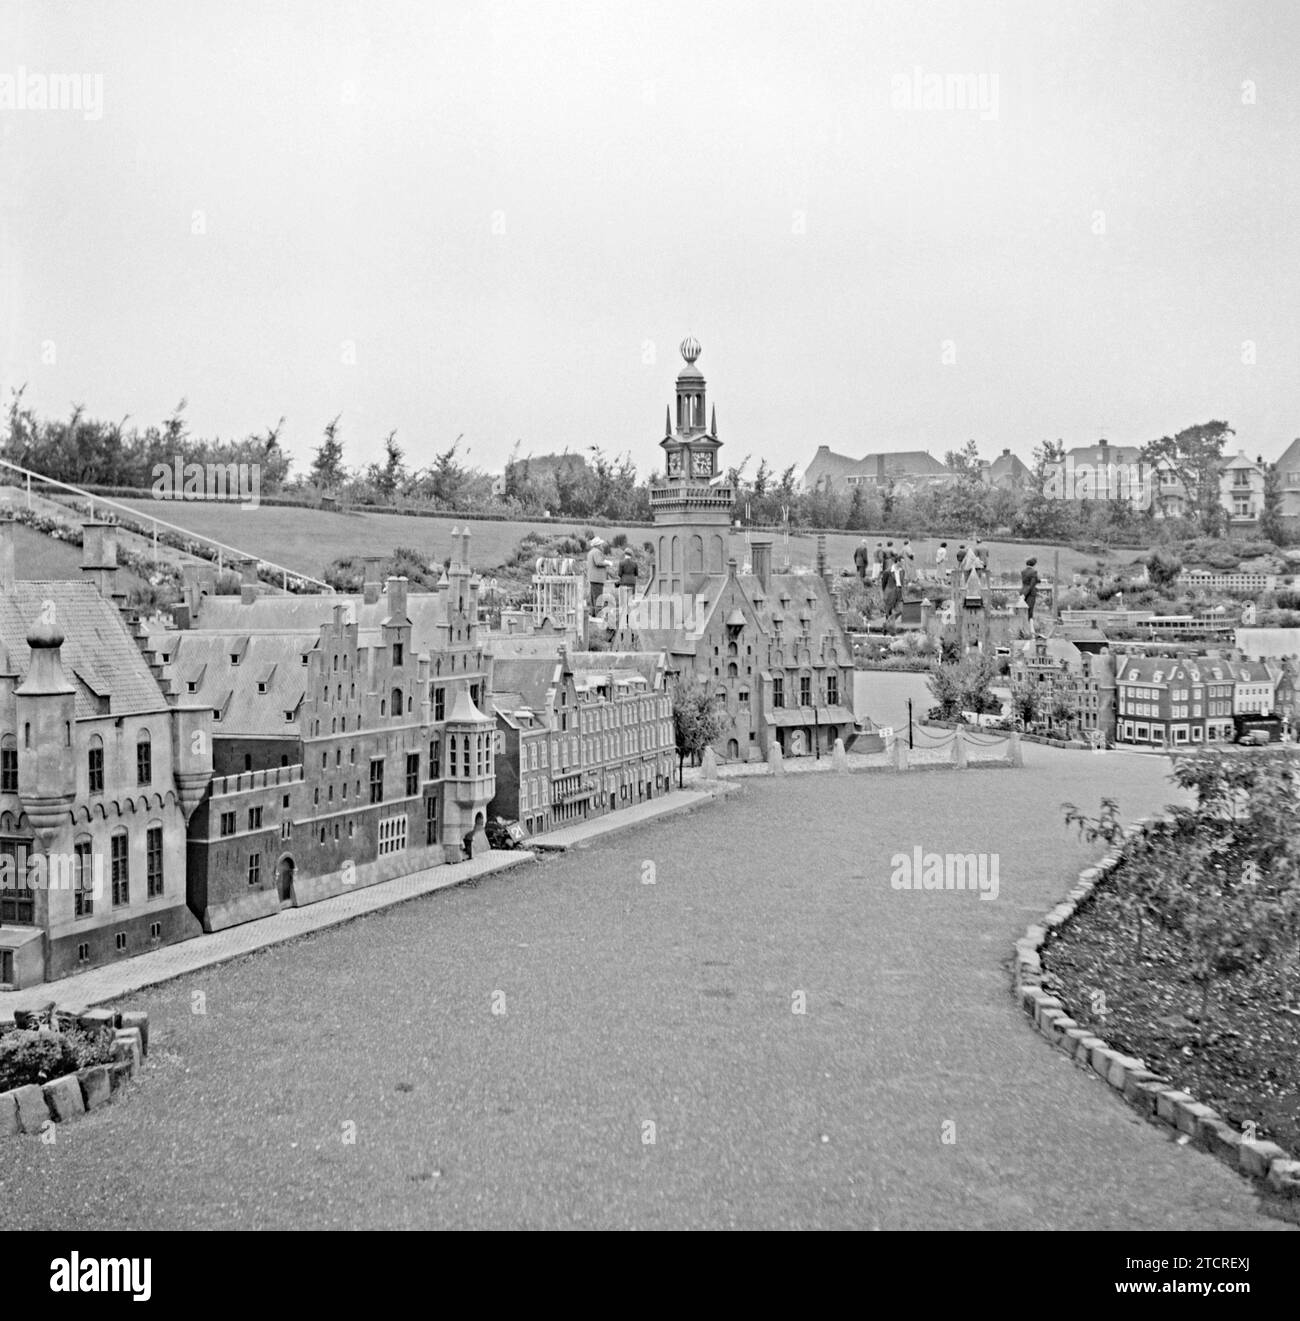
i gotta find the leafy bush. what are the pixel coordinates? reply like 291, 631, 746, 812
927, 653, 999, 719
0, 1029, 79, 1091
1145, 549, 1183, 587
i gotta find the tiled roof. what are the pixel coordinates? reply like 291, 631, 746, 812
487, 656, 561, 716
157, 631, 312, 736
0, 581, 166, 718
1065, 442, 1143, 465
1116, 655, 1277, 687
483, 633, 580, 659
986, 451, 1030, 484
566, 650, 664, 690
194, 587, 453, 655
803, 447, 950, 486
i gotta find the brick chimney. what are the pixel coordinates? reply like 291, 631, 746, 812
0, 517, 14, 591
751, 537, 772, 593
81, 520, 118, 598
362, 554, 385, 605
385, 575, 409, 623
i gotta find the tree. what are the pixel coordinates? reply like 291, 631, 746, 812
845, 484, 867, 531
1260, 462, 1286, 547
369, 429, 405, 501
311, 414, 346, 489
670, 678, 727, 786
1140, 421, 1234, 535
426, 435, 468, 507
1016, 439, 1075, 540
1045, 685, 1076, 732
944, 438, 982, 479
880, 475, 897, 521
1008, 678, 1041, 727
752, 458, 771, 498
1145, 549, 1182, 588
927, 653, 999, 720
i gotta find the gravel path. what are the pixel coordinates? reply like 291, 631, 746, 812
2, 743, 1291, 1230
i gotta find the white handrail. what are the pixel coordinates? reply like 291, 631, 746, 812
0, 457, 333, 591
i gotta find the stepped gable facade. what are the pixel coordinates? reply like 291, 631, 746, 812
148, 533, 496, 932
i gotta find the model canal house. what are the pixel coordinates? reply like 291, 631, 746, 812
151, 531, 497, 932
637, 338, 859, 760
487, 647, 674, 836
0, 520, 212, 989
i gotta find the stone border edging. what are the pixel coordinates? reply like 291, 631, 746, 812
0, 1010, 149, 1138
1013, 851, 1300, 1198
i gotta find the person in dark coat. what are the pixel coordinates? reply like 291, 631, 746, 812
854, 537, 869, 581
882, 560, 904, 619
617, 549, 638, 590
1021, 558, 1039, 621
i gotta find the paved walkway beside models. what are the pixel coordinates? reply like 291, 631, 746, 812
0, 851, 535, 1017
528, 786, 734, 852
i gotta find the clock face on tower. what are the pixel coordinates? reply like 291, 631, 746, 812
667, 450, 683, 477
692, 450, 713, 478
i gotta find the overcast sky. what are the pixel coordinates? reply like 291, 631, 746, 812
4, 0, 1298, 484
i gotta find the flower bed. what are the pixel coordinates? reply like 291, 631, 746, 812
1015, 856, 1300, 1195
0, 1008, 150, 1137
1044, 855, 1300, 1160
1046, 749, 1300, 1168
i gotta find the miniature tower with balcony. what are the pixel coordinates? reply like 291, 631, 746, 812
651, 338, 734, 599
440, 685, 495, 861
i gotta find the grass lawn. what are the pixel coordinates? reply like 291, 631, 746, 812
10, 521, 149, 594
97, 496, 1127, 584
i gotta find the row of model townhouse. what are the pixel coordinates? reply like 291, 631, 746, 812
0, 523, 672, 990
1009, 633, 1296, 748
803, 439, 1300, 529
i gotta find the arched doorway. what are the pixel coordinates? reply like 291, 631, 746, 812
726, 738, 740, 760
276, 856, 295, 905
789, 730, 806, 757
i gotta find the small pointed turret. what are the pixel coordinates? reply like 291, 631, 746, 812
665, 405, 673, 439
710, 404, 717, 438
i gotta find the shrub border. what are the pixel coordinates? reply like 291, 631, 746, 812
1012, 843, 1300, 1198
0, 1009, 149, 1138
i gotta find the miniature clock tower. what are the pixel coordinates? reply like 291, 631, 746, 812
651, 338, 733, 597
660, 337, 722, 483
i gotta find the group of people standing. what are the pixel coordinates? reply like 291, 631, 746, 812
586, 536, 639, 608
586, 535, 640, 633
853, 538, 915, 618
